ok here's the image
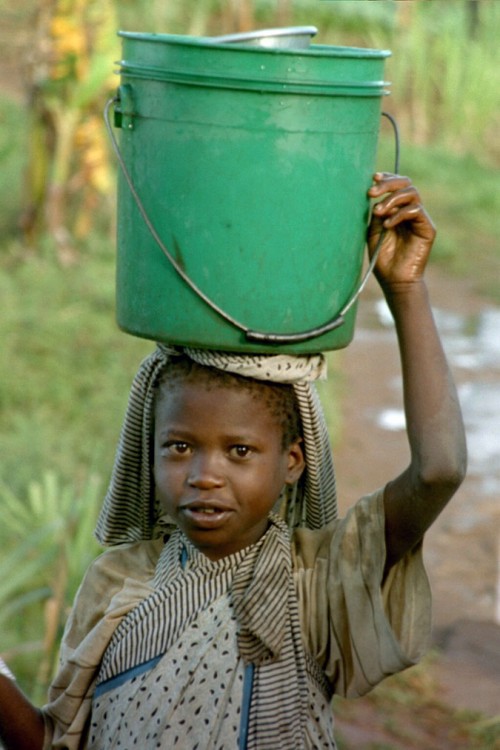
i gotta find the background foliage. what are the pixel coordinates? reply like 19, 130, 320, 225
0, 5, 499, 741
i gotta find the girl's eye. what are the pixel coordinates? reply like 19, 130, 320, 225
229, 445, 253, 459
164, 441, 191, 455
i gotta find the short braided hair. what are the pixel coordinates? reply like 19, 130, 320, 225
153, 355, 302, 448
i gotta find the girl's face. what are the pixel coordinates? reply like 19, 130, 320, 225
153, 380, 305, 560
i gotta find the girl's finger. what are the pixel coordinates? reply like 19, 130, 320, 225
381, 205, 436, 242
381, 202, 424, 228
372, 186, 420, 216
368, 173, 412, 197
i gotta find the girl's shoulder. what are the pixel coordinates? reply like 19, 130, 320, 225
62, 537, 165, 650
291, 488, 385, 569
88, 536, 165, 585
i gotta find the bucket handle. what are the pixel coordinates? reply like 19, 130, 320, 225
105, 96, 400, 346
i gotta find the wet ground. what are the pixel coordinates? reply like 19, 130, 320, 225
332, 266, 500, 720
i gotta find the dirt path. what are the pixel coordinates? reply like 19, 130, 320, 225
330, 266, 500, 742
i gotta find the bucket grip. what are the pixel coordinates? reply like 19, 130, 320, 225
105, 97, 399, 346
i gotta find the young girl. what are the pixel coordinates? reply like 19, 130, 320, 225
0, 174, 467, 749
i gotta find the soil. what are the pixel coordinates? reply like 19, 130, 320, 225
331, 266, 500, 747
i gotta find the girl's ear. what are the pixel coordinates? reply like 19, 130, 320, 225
285, 439, 306, 485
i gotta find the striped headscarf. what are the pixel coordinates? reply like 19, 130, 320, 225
95, 345, 337, 545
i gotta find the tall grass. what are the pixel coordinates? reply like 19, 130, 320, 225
375, 135, 500, 294
0, 97, 27, 235
382, 1, 500, 164
0, 240, 152, 495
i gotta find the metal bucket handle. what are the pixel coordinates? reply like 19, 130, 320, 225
105, 96, 400, 346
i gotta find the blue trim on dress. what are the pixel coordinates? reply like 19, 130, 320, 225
239, 663, 254, 749
93, 654, 162, 698
95, 543, 255, 743
93, 546, 191, 700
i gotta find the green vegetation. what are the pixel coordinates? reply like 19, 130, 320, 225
376, 136, 500, 295
0, 4, 498, 740
0, 229, 151, 496
0, 472, 103, 703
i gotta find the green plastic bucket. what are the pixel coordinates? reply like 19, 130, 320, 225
110, 31, 391, 353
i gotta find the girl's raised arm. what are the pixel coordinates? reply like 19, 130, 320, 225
367, 173, 467, 571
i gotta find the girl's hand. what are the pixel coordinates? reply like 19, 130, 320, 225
367, 173, 436, 291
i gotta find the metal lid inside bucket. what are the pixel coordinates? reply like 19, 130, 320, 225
210, 26, 318, 50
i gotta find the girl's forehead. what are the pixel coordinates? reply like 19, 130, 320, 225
156, 377, 271, 414
158, 372, 274, 407
154, 366, 301, 446
154, 380, 284, 440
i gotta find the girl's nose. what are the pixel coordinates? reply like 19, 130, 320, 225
187, 452, 224, 489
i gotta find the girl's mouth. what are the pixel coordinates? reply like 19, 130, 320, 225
192, 507, 217, 514
181, 505, 233, 528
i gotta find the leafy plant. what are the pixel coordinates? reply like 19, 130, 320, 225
0, 471, 103, 701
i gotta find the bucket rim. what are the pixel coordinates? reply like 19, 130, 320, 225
116, 61, 391, 96
116, 68, 390, 97
118, 30, 392, 60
